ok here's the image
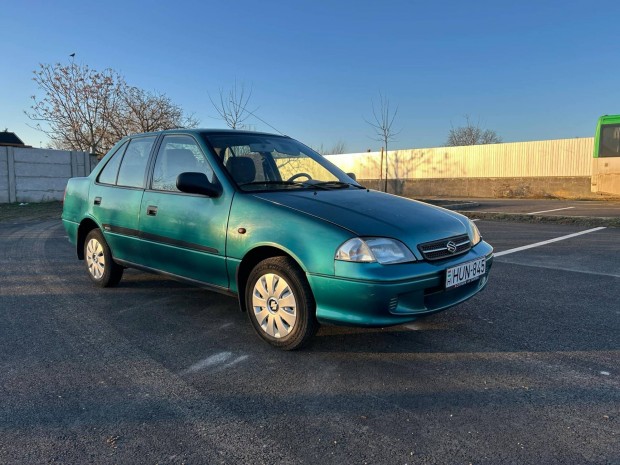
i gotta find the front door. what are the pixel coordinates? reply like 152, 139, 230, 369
138, 134, 231, 289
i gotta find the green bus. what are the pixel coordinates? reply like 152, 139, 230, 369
594, 114, 620, 157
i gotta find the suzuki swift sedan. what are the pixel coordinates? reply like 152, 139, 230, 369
62, 129, 493, 349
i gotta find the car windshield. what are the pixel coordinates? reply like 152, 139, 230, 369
202, 132, 361, 192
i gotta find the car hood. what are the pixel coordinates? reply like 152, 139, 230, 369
254, 188, 469, 247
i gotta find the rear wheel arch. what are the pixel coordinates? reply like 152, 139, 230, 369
77, 218, 100, 260
83, 228, 124, 287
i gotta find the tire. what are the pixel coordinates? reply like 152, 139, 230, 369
245, 256, 318, 350
84, 229, 124, 287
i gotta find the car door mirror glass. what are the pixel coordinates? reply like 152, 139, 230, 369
176, 172, 222, 197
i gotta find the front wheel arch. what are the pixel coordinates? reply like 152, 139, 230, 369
236, 246, 308, 313
245, 256, 318, 350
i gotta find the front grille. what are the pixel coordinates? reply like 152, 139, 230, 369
418, 234, 471, 261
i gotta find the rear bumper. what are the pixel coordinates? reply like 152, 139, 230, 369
308, 242, 493, 326
62, 219, 79, 247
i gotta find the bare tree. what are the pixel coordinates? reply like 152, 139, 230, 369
209, 80, 256, 129
27, 61, 198, 157
365, 93, 400, 192
27, 62, 125, 156
106, 86, 198, 149
311, 141, 347, 155
330, 140, 347, 155
310, 143, 326, 155
446, 115, 502, 146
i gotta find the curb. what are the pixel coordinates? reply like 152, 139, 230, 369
460, 211, 620, 228
419, 200, 480, 210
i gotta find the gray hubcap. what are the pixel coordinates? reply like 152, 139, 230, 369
86, 238, 105, 279
252, 273, 297, 338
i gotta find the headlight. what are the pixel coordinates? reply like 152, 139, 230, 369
335, 238, 416, 264
469, 220, 482, 246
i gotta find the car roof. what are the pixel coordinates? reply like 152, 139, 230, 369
130, 128, 289, 138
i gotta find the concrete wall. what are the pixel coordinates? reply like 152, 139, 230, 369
360, 176, 595, 199
0, 146, 95, 203
591, 157, 620, 196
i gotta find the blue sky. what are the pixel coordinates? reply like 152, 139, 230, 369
1, 0, 619, 152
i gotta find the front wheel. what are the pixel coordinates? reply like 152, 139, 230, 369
84, 229, 124, 287
245, 256, 318, 350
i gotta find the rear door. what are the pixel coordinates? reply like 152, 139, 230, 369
90, 136, 157, 263
138, 134, 231, 289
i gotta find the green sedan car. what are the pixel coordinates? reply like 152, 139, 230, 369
62, 129, 493, 349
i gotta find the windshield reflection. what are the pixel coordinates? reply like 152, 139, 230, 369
203, 133, 361, 192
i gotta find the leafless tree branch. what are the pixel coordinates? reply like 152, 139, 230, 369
364, 92, 401, 192
208, 80, 257, 130
26, 61, 198, 157
446, 115, 502, 146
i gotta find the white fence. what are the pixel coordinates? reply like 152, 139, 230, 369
325, 138, 594, 180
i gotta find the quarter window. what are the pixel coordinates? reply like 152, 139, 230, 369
97, 141, 128, 185
116, 136, 156, 188
152, 135, 215, 191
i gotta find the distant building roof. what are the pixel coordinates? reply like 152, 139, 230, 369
0, 131, 28, 147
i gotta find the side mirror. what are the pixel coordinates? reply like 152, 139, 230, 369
346, 172, 357, 181
177, 172, 222, 198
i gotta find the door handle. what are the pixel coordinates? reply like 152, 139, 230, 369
146, 205, 158, 216
94, 197, 102, 205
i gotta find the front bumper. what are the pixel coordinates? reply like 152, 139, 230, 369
307, 241, 493, 326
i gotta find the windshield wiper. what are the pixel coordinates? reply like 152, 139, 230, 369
238, 180, 302, 188
309, 181, 363, 189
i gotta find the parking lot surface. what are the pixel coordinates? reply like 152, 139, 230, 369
0, 216, 618, 464
459, 198, 620, 218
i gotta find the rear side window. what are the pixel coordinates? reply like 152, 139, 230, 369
116, 136, 156, 188
152, 135, 215, 191
97, 141, 128, 185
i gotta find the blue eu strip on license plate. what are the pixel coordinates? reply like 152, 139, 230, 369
446, 257, 486, 289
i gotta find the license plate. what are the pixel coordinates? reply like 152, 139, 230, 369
446, 257, 486, 289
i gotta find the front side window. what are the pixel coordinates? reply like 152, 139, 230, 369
152, 135, 215, 191
97, 141, 128, 185
599, 124, 620, 157
204, 133, 359, 192
116, 136, 156, 188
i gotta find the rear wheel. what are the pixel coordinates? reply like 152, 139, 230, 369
246, 256, 318, 350
84, 229, 124, 287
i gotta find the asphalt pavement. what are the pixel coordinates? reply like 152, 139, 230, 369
0, 217, 618, 464
438, 198, 620, 218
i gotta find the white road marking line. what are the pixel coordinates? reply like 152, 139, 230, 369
471, 219, 480, 222
494, 227, 607, 257
527, 206, 575, 215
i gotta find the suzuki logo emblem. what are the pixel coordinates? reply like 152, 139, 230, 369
268, 298, 279, 312
446, 241, 457, 253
